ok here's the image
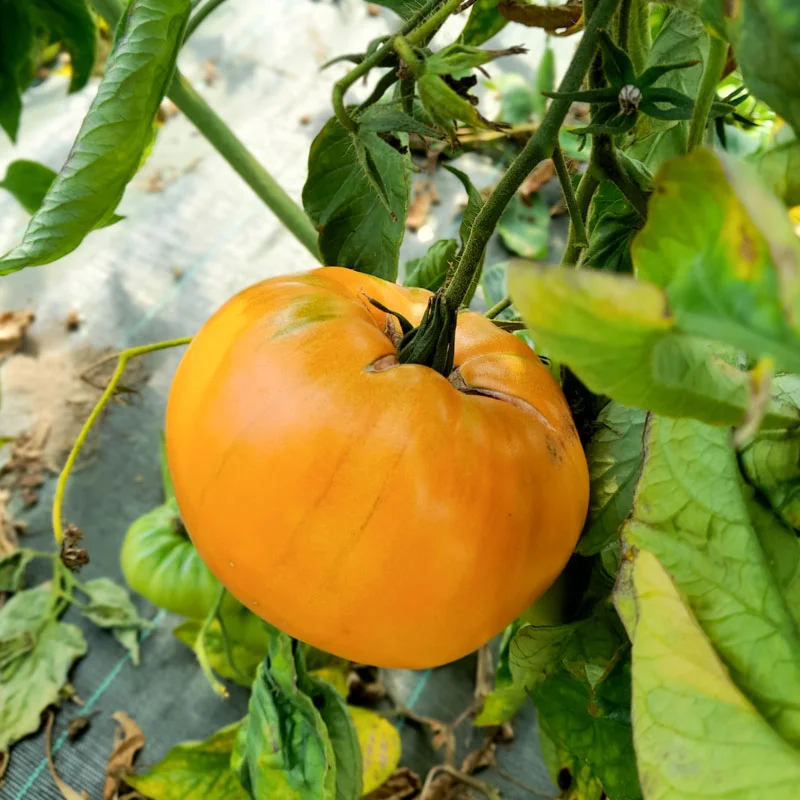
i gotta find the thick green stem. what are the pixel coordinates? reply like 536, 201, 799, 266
592, 135, 649, 218
185, 0, 229, 40
553, 145, 588, 249
561, 170, 599, 264
168, 73, 321, 259
442, 0, 624, 309
688, 35, 728, 152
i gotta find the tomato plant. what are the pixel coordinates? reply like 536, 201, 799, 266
1, 0, 799, 798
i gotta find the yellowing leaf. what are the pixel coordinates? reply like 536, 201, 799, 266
311, 665, 349, 697
621, 550, 800, 799
349, 707, 401, 795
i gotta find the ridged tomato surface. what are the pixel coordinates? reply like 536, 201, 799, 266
166, 267, 589, 668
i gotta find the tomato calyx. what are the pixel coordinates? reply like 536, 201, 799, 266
368, 292, 457, 377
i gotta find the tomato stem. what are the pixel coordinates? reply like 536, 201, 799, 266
441, 0, 625, 311
52, 337, 192, 548
688, 35, 729, 152
552, 144, 589, 249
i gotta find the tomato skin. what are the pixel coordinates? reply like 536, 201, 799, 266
166, 267, 589, 669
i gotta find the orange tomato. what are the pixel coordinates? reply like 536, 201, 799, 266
165, 267, 589, 668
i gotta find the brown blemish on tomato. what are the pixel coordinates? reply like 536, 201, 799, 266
366, 354, 400, 372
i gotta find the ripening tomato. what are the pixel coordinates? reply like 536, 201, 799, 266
165, 267, 589, 669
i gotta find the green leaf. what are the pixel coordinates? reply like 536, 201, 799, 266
741, 376, 800, 531
0, 0, 190, 275
303, 114, 411, 281
498, 192, 550, 260
0, 585, 87, 752
533, 45, 556, 120
81, 577, 146, 664
628, 9, 708, 170
0, 549, 35, 592
623, 414, 800, 747
508, 263, 797, 426
0, 0, 37, 141
425, 43, 522, 76
531, 607, 642, 800
127, 721, 249, 800
619, 549, 800, 800
442, 163, 486, 303
348, 707, 400, 795
585, 181, 642, 273
174, 619, 264, 688
459, 0, 509, 46
721, 0, 800, 135
579, 402, 646, 556
358, 107, 440, 138
299, 655, 362, 800
748, 131, 800, 207
32, 0, 97, 93
633, 148, 800, 373
0, 160, 57, 215
538, 726, 604, 800
404, 238, 457, 291
232, 633, 337, 800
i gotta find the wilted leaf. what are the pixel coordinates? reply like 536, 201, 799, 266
623, 414, 800, 746
498, 0, 583, 34
303, 113, 411, 280
45, 711, 89, 800
0, 310, 35, 359
579, 403, 647, 556
404, 239, 457, 292
508, 263, 797, 426
0, 585, 87, 751
363, 767, 421, 800
80, 578, 146, 664
349, 707, 401, 795
0, 0, 190, 275
104, 711, 145, 800
498, 193, 550, 259
127, 722, 248, 800
173, 619, 263, 688
634, 149, 800, 373
618, 549, 800, 799
460, 0, 509, 46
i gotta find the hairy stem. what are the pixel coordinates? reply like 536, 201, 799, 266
52, 338, 192, 547
485, 297, 512, 319
553, 145, 588, 248
688, 35, 728, 151
443, 0, 624, 308
332, 0, 454, 133
591, 135, 649, 217
169, 73, 321, 259
561, 170, 599, 264
185, 0, 229, 39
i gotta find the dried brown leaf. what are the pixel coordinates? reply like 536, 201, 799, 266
498, 1, 583, 35
520, 158, 555, 200
407, 179, 440, 231
460, 740, 496, 774
365, 767, 422, 800
0, 311, 34, 360
104, 712, 145, 800
46, 712, 90, 800
0, 489, 16, 557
